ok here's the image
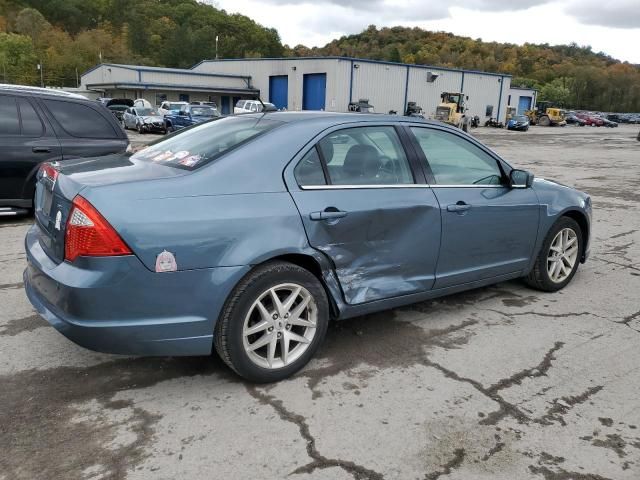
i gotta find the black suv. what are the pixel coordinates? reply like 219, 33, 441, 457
0, 85, 128, 215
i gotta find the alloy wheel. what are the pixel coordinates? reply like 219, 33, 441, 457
242, 283, 317, 370
547, 228, 579, 283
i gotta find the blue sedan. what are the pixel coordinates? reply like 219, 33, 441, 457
24, 113, 591, 382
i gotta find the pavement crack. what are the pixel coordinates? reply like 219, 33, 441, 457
421, 358, 530, 425
486, 342, 564, 395
617, 310, 640, 327
0, 282, 23, 290
424, 448, 465, 480
533, 386, 604, 426
529, 464, 614, 480
246, 385, 385, 480
488, 310, 603, 319
610, 229, 637, 239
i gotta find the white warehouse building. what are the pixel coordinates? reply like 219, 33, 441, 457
81, 57, 520, 123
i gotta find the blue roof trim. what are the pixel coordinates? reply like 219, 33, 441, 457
86, 82, 259, 94
81, 63, 252, 80
192, 56, 512, 78
509, 86, 538, 92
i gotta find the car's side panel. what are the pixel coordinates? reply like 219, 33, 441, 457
85, 190, 311, 272
290, 187, 442, 304
430, 186, 540, 288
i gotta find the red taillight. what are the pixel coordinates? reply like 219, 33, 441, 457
39, 162, 59, 182
65, 196, 132, 262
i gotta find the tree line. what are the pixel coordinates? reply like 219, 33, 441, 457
1, 1, 638, 113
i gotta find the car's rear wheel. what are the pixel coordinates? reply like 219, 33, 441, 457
214, 261, 329, 382
525, 217, 582, 292
137, 123, 144, 134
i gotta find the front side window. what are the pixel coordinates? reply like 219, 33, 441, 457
43, 99, 117, 139
130, 116, 281, 170
411, 127, 503, 186
317, 126, 414, 185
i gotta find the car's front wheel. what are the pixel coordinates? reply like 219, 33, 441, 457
525, 217, 583, 292
215, 261, 329, 382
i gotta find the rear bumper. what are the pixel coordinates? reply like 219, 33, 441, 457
24, 224, 249, 356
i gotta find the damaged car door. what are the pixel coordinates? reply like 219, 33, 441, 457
288, 125, 441, 304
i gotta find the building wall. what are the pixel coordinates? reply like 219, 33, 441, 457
194, 58, 510, 122
508, 87, 537, 115
193, 58, 351, 112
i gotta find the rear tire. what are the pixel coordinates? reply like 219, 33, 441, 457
214, 261, 329, 383
525, 217, 583, 292
538, 115, 551, 127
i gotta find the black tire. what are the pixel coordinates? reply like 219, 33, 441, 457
214, 261, 329, 383
525, 217, 583, 292
137, 123, 144, 134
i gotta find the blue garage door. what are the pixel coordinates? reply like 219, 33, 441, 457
303, 73, 326, 111
269, 76, 288, 110
517, 96, 532, 115
221, 96, 230, 114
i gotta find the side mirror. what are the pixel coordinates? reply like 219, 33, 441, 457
510, 169, 534, 189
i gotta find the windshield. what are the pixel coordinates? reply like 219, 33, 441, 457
191, 107, 219, 117
129, 116, 281, 170
168, 103, 185, 111
136, 108, 157, 116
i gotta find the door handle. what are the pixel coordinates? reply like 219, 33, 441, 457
310, 208, 348, 221
32, 147, 52, 153
447, 202, 471, 213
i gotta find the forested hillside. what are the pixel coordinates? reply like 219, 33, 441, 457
286, 26, 640, 112
0, 0, 282, 85
1, 0, 638, 112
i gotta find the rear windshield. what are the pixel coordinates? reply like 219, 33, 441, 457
129, 116, 281, 170
191, 106, 218, 117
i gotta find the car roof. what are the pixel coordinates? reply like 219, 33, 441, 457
0, 84, 88, 100
237, 110, 443, 128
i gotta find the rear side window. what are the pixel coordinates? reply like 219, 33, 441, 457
18, 99, 43, 137
0, 95, 20, 135
43, 99, 118, 138
316, 126, 414, 186
130, 116, 281, 170
294, 148, 326, 186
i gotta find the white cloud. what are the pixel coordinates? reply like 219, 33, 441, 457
208, 0, 640, 63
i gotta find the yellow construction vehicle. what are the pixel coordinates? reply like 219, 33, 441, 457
434, 92, 469, 131
525, 102, 566, 126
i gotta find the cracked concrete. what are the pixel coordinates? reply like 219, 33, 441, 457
1, 124, 640, 479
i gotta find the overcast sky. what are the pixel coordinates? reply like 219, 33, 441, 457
209, 0, 640, 64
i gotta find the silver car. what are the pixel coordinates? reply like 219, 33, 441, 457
122, 107, 166, 134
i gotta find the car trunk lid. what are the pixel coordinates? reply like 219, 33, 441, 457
33, 154, 188, 265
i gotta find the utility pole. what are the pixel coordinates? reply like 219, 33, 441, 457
215, 35, 219, 60
37, 61, 43, 87
76, 67, 79, 88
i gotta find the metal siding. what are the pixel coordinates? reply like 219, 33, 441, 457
140, 71, 246, 89
193, 59, 352, 112
351, 61, 406, 115
508, 86, 537, 116
81, 65, 137, 88
407, 68, 463, 118
462, 73, 506, 122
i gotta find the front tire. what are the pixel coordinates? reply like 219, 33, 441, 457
214, 261, 329, 383
525, 217, 583, 292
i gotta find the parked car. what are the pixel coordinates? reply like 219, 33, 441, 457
0, 84, 127, 216
191, 101, 218, 108
133, 98, 153, 109
507, 115, 530, 131
565, 114, 587, 126
596, 116, 618, 128
234, 99, 276, 114
122, 107, 166, 134
576, 113, 603, 127
164, 104, 221, 132
24, 112, 592, 382
158, 101, 188, 117
106, 98, 134, 121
